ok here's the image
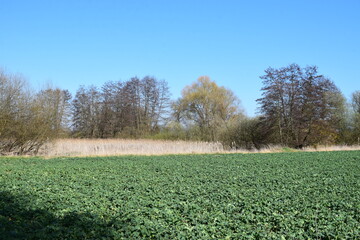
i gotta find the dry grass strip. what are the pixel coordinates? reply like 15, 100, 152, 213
39, 139, 360, 157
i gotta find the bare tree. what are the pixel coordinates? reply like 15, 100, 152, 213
35, 88, 72, 135
257, 64, 346, 148
351, 91, 360, 144
71, 77, 171, 138
352, 91, 360, 114
72, 86, 102, 138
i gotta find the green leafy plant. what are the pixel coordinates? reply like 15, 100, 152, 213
0, 151, 359, 239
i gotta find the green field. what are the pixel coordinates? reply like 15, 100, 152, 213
1, 152, 360, 239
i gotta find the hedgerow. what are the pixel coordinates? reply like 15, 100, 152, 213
0, 151, 359, 239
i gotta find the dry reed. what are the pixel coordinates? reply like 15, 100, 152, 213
303, 145, 360, 152
38, 139, 360, 157
40, 139, 225, 157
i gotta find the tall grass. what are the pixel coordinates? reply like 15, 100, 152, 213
38, 139, 360, 157
303, 145, 360, 152
40, 139, 225, 157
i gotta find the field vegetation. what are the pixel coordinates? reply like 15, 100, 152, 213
1, 151, 359, 239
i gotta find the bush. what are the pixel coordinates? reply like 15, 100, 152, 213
219, 117, 271, 150
0, 69, 68, 155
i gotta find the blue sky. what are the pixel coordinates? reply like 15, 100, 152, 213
1, 0, 359, 116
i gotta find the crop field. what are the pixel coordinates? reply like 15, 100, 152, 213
0, 152, 359, 239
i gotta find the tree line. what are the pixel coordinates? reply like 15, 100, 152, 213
72, 77, 170, 138
0, 64, 359, 154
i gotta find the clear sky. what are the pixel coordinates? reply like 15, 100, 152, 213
1, 0, 359, 116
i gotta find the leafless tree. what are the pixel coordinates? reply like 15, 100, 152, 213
257, 64, 346, 148
71, 77, 171, 138
72, 85, 102, 138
